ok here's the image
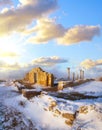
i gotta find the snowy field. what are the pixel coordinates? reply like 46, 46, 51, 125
61, 81, 102, 96
0, 81, 102, 130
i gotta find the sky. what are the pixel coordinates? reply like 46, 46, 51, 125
0, 0, 102, 79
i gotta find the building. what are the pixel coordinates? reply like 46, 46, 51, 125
24, 67, 54, 87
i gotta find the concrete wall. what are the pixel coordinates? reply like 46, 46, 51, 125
24, 67, 54, 87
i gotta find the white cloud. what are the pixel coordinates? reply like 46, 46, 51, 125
27, 18, 66, 44
0, 0, 58, 36
27, 23, 101, 45
80, 59, 102, 69
0, 60, 21, 70
0, 0, 101, 46
0, 51, 20, 57
31, 56, 68, 66
0, 56, 68, 79
57, 25, 101, 45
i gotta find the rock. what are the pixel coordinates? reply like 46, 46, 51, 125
79, 106, 89, 114
49, 106, 53, 111
65, 119, 73, 126
52, 109, 61, 117
79, 105, 96, 114
90, 105, 95, 110
54, 109, 61, 115
57, 85, 63, 91
62, 113, 75, 121
44, 108, 48, 111
49, 101, 57, 111
50, 101, 57, 107
62, 113, 75, 126
22, 90, 41, 99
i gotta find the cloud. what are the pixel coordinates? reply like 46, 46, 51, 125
0, 51, 20, 57
0, 56, 67, 71
0, 0, 101, 46
84, 67, 102, 79
0, 56, 68, 79
31, 56, 68, 66
19, 0, 38, 5
1, 56, 102, 79
0, 0, 58, 36
80, 59, 102, 69
57, 25, 100, 45
0, 0, 12, 6
27, 22, 101, 45
27, 18, 66, 44
0, 59, 30, 79
46, 66, 68, 79
0, 61, 21, 70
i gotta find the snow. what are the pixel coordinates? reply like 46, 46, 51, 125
4, 94, 69, 130
72, 105, 102, 130
62, 81, 102, 96
0, 81, 102, 130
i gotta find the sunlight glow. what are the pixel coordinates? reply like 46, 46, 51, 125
0, 35, 22, 64
0, 37, 18, 52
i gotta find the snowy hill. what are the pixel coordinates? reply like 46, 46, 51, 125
0, 81, 102, 130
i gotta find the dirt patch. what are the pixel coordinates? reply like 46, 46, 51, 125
49, 92, 101, 100
22, 90, 41, 99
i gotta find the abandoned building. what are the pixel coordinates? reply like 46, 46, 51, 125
24, 67, 54, 87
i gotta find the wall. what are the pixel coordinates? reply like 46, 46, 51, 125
24, 67, 54, 87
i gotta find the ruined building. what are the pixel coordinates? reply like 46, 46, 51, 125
67, 67, 84, 81
24, 67, 54, 87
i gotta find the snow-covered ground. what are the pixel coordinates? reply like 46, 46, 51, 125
61, 81, 102, 96
0, 81, 102, 130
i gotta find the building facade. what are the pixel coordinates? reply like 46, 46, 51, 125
24, 67, 54, 87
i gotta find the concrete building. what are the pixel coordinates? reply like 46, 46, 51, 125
24, 67, 54, 87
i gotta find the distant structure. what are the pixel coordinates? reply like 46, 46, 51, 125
24, 67, 54, 87
80, 69, 84, 80
73, 72, 75, 81
67, 68, 84, 81
82, 70, 84, 79
76, 73, 79, 80
67, 67, 70, 81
